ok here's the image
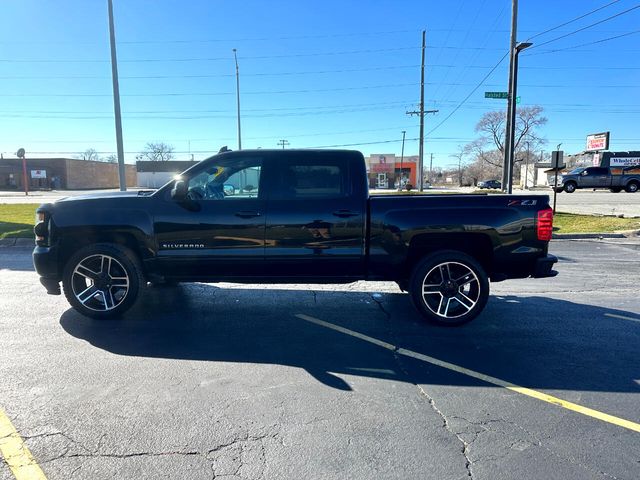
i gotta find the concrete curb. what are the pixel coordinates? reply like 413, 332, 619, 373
0, 238, 34, 248
552, 230, 640, 240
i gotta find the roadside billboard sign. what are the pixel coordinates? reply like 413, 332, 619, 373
586, 132, 610, 151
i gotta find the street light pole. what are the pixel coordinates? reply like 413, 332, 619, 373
107, 0, 126, 191
502, 0, 518, 192
506, 41, 532, 193
399, 130, 406, 191
233, 49, 242, 150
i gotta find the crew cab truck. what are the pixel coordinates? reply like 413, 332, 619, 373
33, 149, 557, 326
557, 166, 640, 193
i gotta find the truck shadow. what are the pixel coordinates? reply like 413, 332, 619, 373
59, 284, 640, 394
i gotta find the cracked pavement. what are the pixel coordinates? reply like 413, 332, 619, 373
1, 239, 639, 479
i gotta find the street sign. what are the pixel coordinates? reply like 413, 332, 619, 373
516, 96, 521, 104
485, 92, 508, 99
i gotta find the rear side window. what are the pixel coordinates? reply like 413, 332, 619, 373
277, 161, 349, 199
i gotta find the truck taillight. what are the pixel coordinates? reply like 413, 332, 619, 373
537, 208, 553, 241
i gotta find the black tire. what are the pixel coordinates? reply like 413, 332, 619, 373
409, 250, 489, 327
625, 181, 639, 193
62, 243, 145, 319
564, 182, 577, 193
609, 187, 622, 193
554, 187, 563, 193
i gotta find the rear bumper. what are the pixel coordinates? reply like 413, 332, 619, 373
532, 254, 558, 278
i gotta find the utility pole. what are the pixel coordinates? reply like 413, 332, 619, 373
406, 106, 438, 190
406, 31, 439, 192
429, 153, 433, 187
277, 139, 289, 149
502, 0, 518, 192
399, 130, 406, 191
233, 49, 242, 150
418, 30, 425, 192
107, 0, 126, 191
523, 141, 530, 189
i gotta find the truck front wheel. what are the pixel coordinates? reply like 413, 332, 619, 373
564, 182, 577, 193
62, 243, 145, 319
409, 251, 489, 326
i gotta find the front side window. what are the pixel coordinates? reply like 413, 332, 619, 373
186, 158, 261, 200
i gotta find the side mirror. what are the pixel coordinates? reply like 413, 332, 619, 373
171, 180, 187, 201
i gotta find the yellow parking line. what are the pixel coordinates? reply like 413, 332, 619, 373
604, 313, 640, 324
0, 408, 47, 480
296, 314, 640, 434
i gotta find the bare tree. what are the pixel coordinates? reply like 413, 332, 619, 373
468, 106, 547, 183
474, 106, 547, 155
449, 145, 468, 187
139, 142, 174, 161
103, 154, 117, 163
75, 148, 101, 161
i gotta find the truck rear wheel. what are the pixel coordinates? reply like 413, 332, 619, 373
62, 243, 145, 319
625, 181, 639, 193
409, 251, 489, 326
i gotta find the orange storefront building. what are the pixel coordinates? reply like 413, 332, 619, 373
365, 154, 418, 189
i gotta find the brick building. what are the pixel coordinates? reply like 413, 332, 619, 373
0, 157, 137, 190
364, 154, 418, 189
136, 160, 197, 188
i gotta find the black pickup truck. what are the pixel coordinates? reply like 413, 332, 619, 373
33, 149, 557, 326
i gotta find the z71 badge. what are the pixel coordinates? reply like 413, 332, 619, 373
508, 199, 537, 206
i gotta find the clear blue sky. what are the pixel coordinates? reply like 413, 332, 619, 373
0, 0, 639, 168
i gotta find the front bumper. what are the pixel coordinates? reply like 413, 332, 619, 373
33, 245, 61, 295
532, 254, 558, 278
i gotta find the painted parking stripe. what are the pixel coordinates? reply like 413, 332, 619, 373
296, 314, 640, 434
604, 313, 640, 324
0, 408, 47, 480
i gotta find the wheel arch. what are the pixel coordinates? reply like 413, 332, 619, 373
57, 229, 146, 276
403, 233, 493, 281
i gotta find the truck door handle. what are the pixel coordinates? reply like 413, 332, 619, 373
234, 211, 261, 218
332, 210, 359, 218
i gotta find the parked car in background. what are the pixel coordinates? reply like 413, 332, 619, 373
556, 166, 640, 193
477, 180, 502, 189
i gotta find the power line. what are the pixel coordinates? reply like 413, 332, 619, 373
0, 82, 418, 97
426, 51, 509, 136
526, 29, 640, 56
527, 0, 622, 40
309, 138, 419, 149
5, 80, 640, 98
0, 44, 543, 65
3, 62, 640, 81
529, 3, 640, 50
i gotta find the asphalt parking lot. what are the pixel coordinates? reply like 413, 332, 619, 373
1, 239, 639, 479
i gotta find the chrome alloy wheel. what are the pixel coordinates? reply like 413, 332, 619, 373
71, 254, 130, 312
421, 261, 481, 319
